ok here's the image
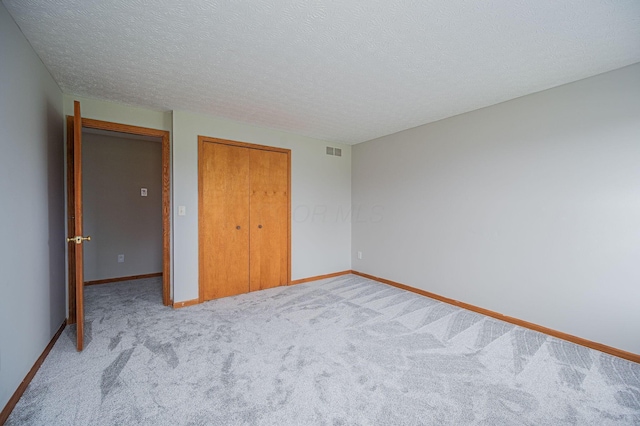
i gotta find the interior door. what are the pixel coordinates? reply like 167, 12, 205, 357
249, 149, 289, 291
200, 142, 250, 300
67, 100, 88, 351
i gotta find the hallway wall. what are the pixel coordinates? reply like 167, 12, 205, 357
82, 132, 163, 281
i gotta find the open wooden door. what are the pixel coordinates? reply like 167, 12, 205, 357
67, 111, 170, 326
67, 101, 90, 351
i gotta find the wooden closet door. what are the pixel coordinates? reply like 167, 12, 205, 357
249, 149, 289, 291
200, 142, 250, 300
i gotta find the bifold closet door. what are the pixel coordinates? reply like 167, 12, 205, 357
200, 142, 250, 300
249, 149, 289, 291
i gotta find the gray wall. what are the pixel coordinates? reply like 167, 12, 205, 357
0, 4, 65, 411
82, 132, 163, 281
171, 110, 352, 302
352, 63, 640, 355
162, 111, 351, 302
61, 97, 353, 304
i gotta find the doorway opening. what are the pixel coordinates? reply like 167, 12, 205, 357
66, 117, 171, 325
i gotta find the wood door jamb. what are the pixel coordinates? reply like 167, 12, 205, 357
65, 116, 172, 317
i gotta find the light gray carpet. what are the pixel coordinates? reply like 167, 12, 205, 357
7, 274, 640, 425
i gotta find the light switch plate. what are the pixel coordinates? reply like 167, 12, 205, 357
178, 206, 186, 216
141, 188, 148, 197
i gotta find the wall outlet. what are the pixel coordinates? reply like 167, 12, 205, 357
118, 254, 125, 263
357, 251, 363, 260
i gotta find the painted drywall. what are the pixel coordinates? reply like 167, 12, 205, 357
352, 63, 640, 354
0, 3, 65, 411
172, 110, 351, 302
82, 132, 163, 281
62, 95, 173, 132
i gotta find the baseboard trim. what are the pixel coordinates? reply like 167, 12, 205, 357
289, 270, 352, 285
351, 271, 640, 364
0, 320, 66, 424
84, 272, 163, 286
173, 298, 200, 309
187, 272, 351, 306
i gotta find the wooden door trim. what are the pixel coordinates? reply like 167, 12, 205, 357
73, 102, 84, 351
66, 116, 171, 315
287, 148, 291, 288
197, 137, 206, 303
199, 136, 290, 154
198, 138, 204, 303
198, 136, 292, 302
66, 116, 77, 324
84, 272, 163, 286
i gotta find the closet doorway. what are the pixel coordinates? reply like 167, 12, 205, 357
198, 136, 291, 301
66, 102, 170, 350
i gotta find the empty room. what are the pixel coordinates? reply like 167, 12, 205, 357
1, 1, 639, 425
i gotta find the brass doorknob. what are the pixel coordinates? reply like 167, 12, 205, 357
67, 235, 91, 244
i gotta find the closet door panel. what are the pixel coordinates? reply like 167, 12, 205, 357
200, 142, 250, 300
249, 149, 289, 291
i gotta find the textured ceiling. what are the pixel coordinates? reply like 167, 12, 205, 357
4, 0, 640, 144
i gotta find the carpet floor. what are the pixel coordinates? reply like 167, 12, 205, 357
6, 274, 640, 425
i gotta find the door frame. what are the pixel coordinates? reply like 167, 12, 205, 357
66, 117, 171, 323
197, 136, 292, 303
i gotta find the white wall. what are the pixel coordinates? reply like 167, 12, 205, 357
0, 4, 65, 411
172, 110, 351, 302
83, 133, 163, 281
63, 95, 173, 132
352, 63, 640, 354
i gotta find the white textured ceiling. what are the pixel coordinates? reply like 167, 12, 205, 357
4, 0, 640, 144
